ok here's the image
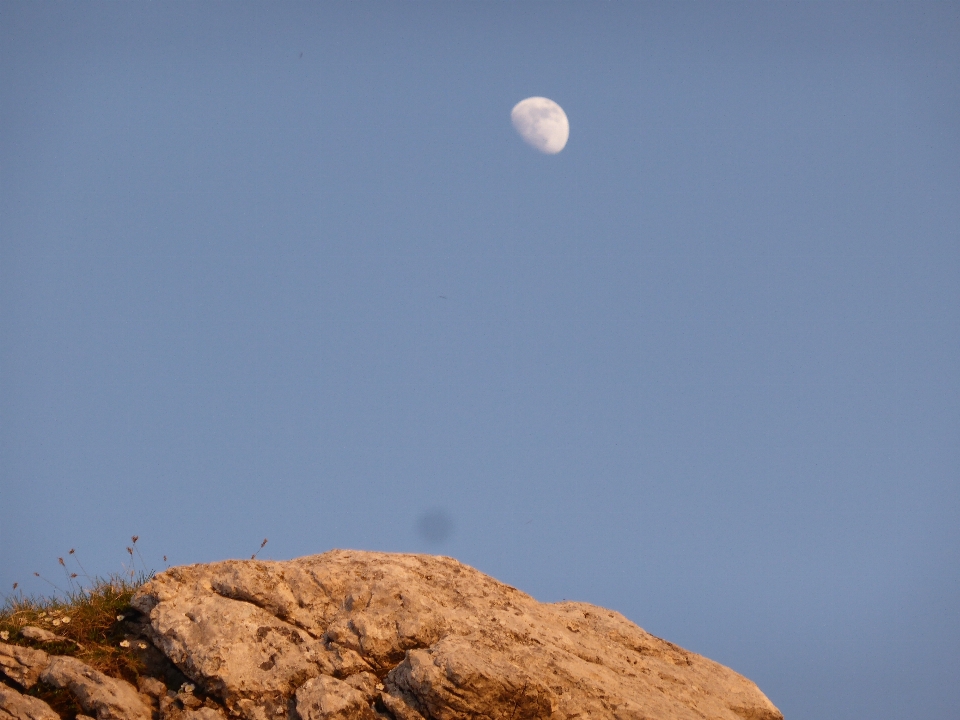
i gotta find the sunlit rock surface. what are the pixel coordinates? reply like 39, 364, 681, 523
40, 656, 153, 720
0, 683, 60, 720
132, 550, 782, 720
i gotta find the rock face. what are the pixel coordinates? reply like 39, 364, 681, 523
0, 684, 60, 720
0, 643, 159, 720
295, 675, 379, 720
39, 656, 153, 720
0, 642, 49, 689
132, 550, 782, 720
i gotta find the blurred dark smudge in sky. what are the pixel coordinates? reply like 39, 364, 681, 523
416, 509, 454, 546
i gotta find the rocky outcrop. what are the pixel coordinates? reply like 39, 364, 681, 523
132, 550, 782, 720
295, 675, 379, 720
0, 685, 59, 720
1, 551, 780, 719
0, 643, 49, 689
39, 656, 152, 720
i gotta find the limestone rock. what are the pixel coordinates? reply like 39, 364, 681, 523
0, 642, 49, 688
181, 710, 228, 720
295, 675, 378, 720
378, 690, 424, 720
342, 672, 378, 701
0, 684, 60, 720
0, 687, 54, 720
137, 675, 168, 699
17, 629, 59, 645
133, 550, 782, 720
40, 655, 153, 720
159, 692, 229, 720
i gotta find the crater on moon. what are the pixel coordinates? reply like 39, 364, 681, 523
511, 96, 569, 154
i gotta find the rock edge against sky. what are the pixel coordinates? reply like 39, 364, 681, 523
2, 550, 782, 720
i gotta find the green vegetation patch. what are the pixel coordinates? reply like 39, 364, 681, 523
1, 574, 153, 718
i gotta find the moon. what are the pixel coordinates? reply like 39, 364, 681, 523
511, 97, 569, 154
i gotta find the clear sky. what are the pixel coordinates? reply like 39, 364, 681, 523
2, 3, 958, 718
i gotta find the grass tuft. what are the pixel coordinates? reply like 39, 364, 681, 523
1, 572, 157, 718
1, 540, 263, 718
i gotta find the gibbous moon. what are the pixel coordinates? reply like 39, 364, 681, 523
511, 97, 569, 154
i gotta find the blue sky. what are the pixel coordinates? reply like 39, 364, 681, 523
2, 3, 958, 718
